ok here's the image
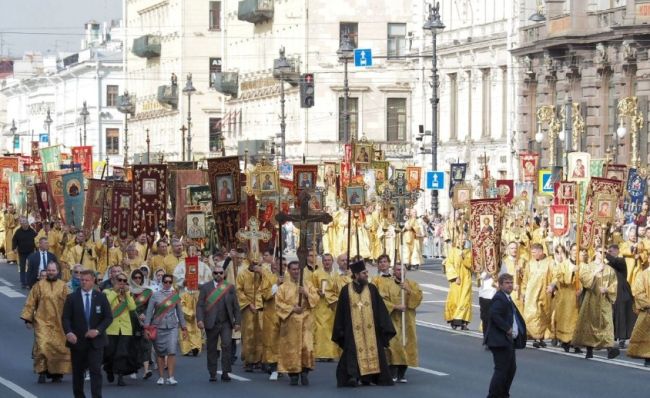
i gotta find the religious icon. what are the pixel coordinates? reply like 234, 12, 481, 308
535, 194, 551, 209
346, 186, 365, 207
354, 143, 372, 164
479, 215, 494, 234
66, 180, 81, 197
92, 189, 103, 206
406, 166, 421, 191
298, 172, 313, 188
187, 213, 206, 239
142, 178, 157, 195
605, 165, 626, 181
567, 152, 591, 182
559, 182, 575, 201
260, 173, 275, 191
553, 214, 565, 229
453, 184, 471, 209
119, 195, 131, 209
394, 169, 406, 181
597, 199, 612, 218
323, 163, 337, 187
375, 168, 386, 183
216, 175, 235, 204
374, 150, 384, 161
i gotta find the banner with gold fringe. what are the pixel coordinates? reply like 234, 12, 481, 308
208, 156, 241, 249
579, 177, 623, 250
132, 164, 168, 242
469, 198, 504, 275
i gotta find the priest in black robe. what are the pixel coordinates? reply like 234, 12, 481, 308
606, 245, 637, 348
332, 260, 395, 387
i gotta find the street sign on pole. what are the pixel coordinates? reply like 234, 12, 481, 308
39, 134, 49, 144
426, 171, 445, 190
539, 169, 554, 194
353, 49, 372, 67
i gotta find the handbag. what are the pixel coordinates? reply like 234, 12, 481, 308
144, 325, 157, 341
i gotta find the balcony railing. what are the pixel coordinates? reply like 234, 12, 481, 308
132, 35, 161, 58
212, 72, 239, 97
157, 85, 178, 109
238, 0, 274, 24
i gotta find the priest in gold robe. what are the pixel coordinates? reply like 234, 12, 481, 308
332, 260, 395, 387
262, 259, 282, 380
572, 250, 620, 359
34, 222, 63, 261
3, 204, 18, 262
401, 209, 424, 270
61, 231, 98, 274
236, 261, 272, 371
276, 261, 319, 386
20, 262, 71, 383
521, 243, 554, 347
311, 253, 339, 361
95, 234, 122, 277
384, 264, 422, 383
444, 239, 473, 329
549, 245, 580, 352
627, 265, 650, 367
501, 242, 525, 310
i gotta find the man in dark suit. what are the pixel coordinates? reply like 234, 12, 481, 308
12, 216, 37, 289
485, 273, 527, 398
26, 237, 58, 288
62, 269, 113, 398
196, 264, 241, 382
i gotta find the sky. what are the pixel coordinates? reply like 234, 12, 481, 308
0, 0, 122, 57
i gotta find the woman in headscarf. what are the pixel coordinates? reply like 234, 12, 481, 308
130, 267, 154, 380
150, 267, 165, 292
103, 271, 139, 385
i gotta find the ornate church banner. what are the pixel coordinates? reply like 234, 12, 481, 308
110, 181, 133, 240
132, 165, 168, 241
62, 171, 85, 228
579, 177, 623, 250
469, 198, 503, 275
84, 179, 107, 232
208, 156, 241, 249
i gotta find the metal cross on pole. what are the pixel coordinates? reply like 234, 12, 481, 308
381, 172, 421, 227
236, 216, 272, 264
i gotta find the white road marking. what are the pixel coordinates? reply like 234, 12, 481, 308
422, 300, 447, 303
0, 277, 15, 286
422, 291, 432, 295
217, 371, 250, 381
411, 366, 448, 376
0, 286, 25, 298
420, 283, 449, 293
415, 320, 650, 372
0, 375, 37, 398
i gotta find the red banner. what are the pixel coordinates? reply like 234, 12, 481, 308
72, 146, 93, 177
580, 177, 623, 250
84, 179, 107, 232
110, 181, 134, 240
184, 256, 199, 291
132, 164, 168, 241
550, 205, 570, 237
34, 182, 51, 222
469, 199, 504, 275
519, 152, 539, 183
496, 179, 514, 203
45, 170, 68, 221
0, 157, 19, 207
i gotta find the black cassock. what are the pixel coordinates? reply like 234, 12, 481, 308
332, 281, 396, 387
605, 254, 637, 340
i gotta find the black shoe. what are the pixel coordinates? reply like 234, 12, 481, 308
290, 375, 299, 386
561, 343, 570, 353
221, 373, 231, 382
551, 339, 558, 347
345, 378, 358, 387
143, 370, 153, 380
117, 375, 126, 386
244, 364, 254, 373
644, 359, 650, 368
532, 341, 541, 349
38, 374, 46, 384
618, 340, 626, 349
107, 372, 115, 383
585, 347, 594, 359
607, 348, 620, 359
573, 347, 583, 354
539, 340, 547, 348
300, 372, 309, 386
192, 348, 199, 356
51, 375, 62, 383
209, 374, 217, 382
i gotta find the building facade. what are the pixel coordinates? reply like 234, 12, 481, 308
124, 0, 225, 162
513, 0, 650, 167
0, 22, 124, 164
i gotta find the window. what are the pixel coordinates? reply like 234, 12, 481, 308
481, 69, 491, 138
387, 98, 407, 141
338, 97, 359, 141
106, 85, 118, 107
106, 128, 119, 155
209, 117, 222, 151
209, 1, 221, 30
209, 57, 222, 88
449, 73, 458, 139
387, 23, 407, 58
339, 22, 358, 48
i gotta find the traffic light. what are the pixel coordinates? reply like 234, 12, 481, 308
300, 73, 314, 108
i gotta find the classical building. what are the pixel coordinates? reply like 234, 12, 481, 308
218, 0, 421, 163
416, 0, 521, 213
0, 22, 124, 163
124, 0, 225, 162
513, 0, 650, 167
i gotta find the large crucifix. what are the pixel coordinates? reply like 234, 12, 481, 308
236, 216, 271, 263
276, 190, 332, 300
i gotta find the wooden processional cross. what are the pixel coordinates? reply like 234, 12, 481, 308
276, 190, 332, 302
236, 216, 272, 264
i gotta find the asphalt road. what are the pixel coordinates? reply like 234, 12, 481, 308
0, 258, 648, 398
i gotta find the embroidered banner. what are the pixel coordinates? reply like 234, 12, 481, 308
449, 163, 467, 198
100, 183, 114, 235
624, 168, 647, 224
469, 198, 503, 275
62, 171, 85, 228
71, 146, 93, 177
184, 256, 199, 291
208, 156, 241, 249
8, 172, 26, 213
590, 159, 605, 178
39, 145, 61, 172
0, 157, 20, 207
519, 152, 539, 183
132, 164, 168, 241
84, 179, 106, 232
496, 179, 514, 203
580, 177, 623, 250
110, 181, 134, 240
554, 181, 576, 205
173, 170, 206, 236
34, 182, 51, 222
550, 204, 570, 237
603, 163, 627, 182
45, 170, 68, 221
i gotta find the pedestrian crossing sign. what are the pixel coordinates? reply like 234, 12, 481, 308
539, 169, 554, 195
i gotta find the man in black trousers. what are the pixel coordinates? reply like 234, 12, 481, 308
12, 216, 37, 289
485, 273, 527, 398
197, 264, 241, 382
62, 269, 113, 398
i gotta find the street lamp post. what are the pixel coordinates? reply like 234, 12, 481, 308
274, 47, 292, 161
423, 2, 445, 217
180, 125, 187, 161
10, 119, 17, 152
183, 73, 196, 161
80, 101, 89, 146
44, 108, 53, 139
146, 128, 151, 163
117, 91, 135, 166
337, 34, 354, 143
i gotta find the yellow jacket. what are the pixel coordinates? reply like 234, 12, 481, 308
104, 289, 136, 336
